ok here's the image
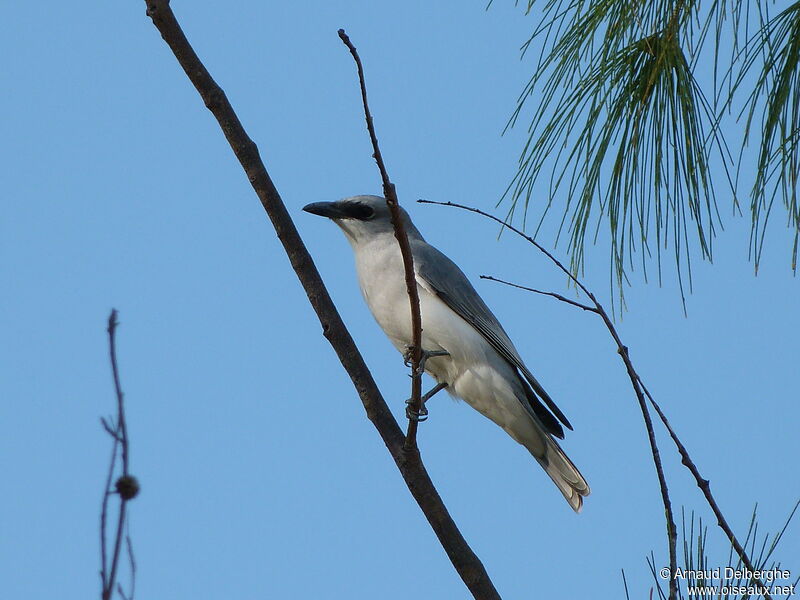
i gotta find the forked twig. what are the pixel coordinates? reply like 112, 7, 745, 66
423, 198, 774, 600
479, 275, 598, 313
100, 310, 139, 600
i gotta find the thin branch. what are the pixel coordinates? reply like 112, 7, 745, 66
99, 426, 117, 592
108, 310, 130, 475
423, 199, 678, 599
105, 311, 127, 600
622, 568, 631, 600
427, 199, 774, 600
141, 4, 499, 598
106, 504, 127, 600
120, 529, 136, 600
101, 417, 122, 441
479, 275, 599, 313
642, 382, 775, 594
337, 29, 425, 451
419, 200, 592, 295
101, 310, 137, 600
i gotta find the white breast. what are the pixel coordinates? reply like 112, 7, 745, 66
352, 235, 499, 379
353, 235, 415, 350
350, 233, 534, 435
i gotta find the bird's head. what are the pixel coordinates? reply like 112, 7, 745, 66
303, 195, 421, 246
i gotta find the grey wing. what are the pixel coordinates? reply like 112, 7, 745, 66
413, 240, 573, 436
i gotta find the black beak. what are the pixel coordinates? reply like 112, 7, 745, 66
302, 201, 346, 219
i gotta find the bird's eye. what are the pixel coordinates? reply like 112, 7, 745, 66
349, 204, 375, 220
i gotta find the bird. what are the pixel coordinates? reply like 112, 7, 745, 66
303, 195, 590, 511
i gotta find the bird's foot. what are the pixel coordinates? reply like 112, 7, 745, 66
404, 382, 448, 423
405, 398, 429, 422
403, 347, 450, 375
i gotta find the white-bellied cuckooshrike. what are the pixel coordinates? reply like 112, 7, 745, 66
303, 195, 589, 511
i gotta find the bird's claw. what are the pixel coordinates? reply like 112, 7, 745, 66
405, 398, 429, 422
403, 346, 450, 374
404, 383, 447, 424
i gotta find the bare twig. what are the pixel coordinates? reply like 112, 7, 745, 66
141, 4, 499, 598
479, 275, 599, 313
424, 198, 774, 600
101, 417, 122, 441
422, 199, 680, 598
101, 310, 138, 600
108, 311, 130, 475
99, 425, 117, 594
337, 29, 425, 451
118, 529, 136, 600
642, 383, 773, 593
418, 200, 588, 293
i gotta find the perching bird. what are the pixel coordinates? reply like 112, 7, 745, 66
303, 195, 590, 511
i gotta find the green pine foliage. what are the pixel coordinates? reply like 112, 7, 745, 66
501, 1, 800, 305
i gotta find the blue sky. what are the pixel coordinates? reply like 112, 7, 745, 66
2, 2, 798, 599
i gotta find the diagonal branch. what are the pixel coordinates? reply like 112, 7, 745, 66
479, 275, 599, 313
423, 199, 774, 600
141, 3, 499, 598
337, 29, 425, 451
640, 382, 771, 591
